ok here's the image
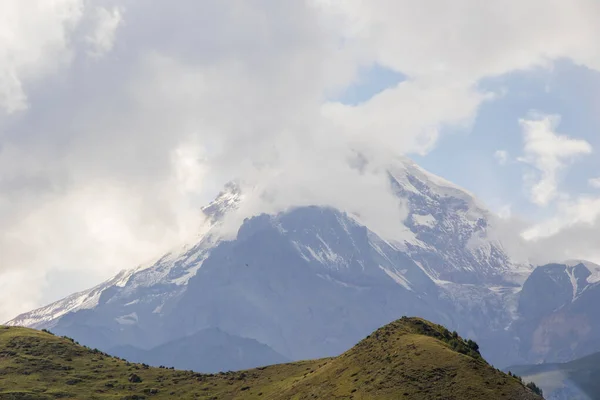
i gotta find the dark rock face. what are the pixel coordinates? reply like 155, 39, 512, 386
512, 263, 600, 365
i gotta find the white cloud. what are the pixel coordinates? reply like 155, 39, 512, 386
322, 79, 489, 156
497, 204, 513, 219
0, 0, 83, 113
316, 0, 600, 79
494, 150, 509, 165
519, 195, 600, 265
85, 6, 122, 58
488, 201, 600, 267
0, 0, 358, 320
2, 0, 600, 320
523, 196, 600, 240
589, 177, 600, 189
517, 114, 592, 206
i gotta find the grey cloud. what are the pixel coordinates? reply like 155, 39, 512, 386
2, 0, 600, 321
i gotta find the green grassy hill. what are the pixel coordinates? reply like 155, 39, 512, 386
0, 317, 542, 400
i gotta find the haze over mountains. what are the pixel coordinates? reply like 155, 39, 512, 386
6, 157, 598, 376
509, 349, 600, 400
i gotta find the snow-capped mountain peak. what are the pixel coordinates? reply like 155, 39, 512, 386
565, 259, 600, 284
386, 158, 529, 284
201, 181, 243, 223
5, 269, 137, 329
6, 156, 532, 367
5, 184, 246, 329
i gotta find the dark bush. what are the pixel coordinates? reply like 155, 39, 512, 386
526, 381, 543, 396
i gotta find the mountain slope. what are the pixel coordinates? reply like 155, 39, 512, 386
11, 206, 448, 361
164, 206, 446, 361
0, 318, 542, 400
388, 158, 529, 285
5, 158, 535, 369
7, 159, 526, 328
109, 327, 289, 373
512, 262, 600, 365
4, 183, 242, 331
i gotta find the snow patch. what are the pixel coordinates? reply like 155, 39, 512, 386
412, 213, 436, 228
115, 312, 138, 325
316, 234, 344, 265
565, 267, 578, 300
292, 241, 311, 262
171, 253, 209, 285
316, 273, 363, 289
114, 270, 134, 287
565, 260, 600, 284
379, 266, 413, 291
298, 238, 346, 269
305, 246, 326, 264
153, 303, 164, 314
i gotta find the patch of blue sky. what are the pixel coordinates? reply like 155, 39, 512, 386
333, 63, 406, 105
413, 60, 600, 219
330, 60, 599, 219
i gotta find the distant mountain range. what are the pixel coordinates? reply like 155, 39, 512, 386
110, 327, 288, 373
508, 349, 600, 400
6, 157, 599, 373
512, 261, 600, 365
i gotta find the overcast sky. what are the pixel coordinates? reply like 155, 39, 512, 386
1, 0, 600, 322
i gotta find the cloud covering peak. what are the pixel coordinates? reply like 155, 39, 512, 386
2, 0, 600, 321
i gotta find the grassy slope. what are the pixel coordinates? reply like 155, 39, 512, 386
0, 318, 542, 400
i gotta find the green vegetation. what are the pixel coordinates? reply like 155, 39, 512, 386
0, 318, 542, 399
525, 382, 544, 397
506, 371, 544, 397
